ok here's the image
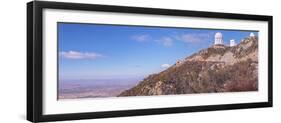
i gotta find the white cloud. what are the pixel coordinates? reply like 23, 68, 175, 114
59, 51, 103, 60
156, 37, 173, 47
175, 33, 210, 43
161, 64, 171, 68
132, 33, 210, 47
131, 34, 150, 42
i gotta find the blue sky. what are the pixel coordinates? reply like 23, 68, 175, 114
58, 23, 258, 80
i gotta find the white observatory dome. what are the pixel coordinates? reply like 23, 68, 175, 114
215, 32, 223, 38
250, 32, 255, 37
214, 32, 223, 45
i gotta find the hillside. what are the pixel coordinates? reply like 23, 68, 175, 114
119, 36, 258, 96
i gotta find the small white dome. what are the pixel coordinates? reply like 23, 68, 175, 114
230, 39, 236, 47
250, 32, 255, 37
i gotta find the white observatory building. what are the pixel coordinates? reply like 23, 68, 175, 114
250, 32, 255, 37
214, 32, 224, 45
230, 39, 236, 47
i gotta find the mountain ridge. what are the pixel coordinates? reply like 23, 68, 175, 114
119, 36, 258, 96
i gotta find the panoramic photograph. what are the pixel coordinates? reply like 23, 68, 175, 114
58, 23, 258, 100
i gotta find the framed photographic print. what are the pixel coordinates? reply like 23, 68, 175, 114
27, 1, 273, 122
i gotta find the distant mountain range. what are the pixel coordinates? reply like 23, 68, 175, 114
119, 36, 258, 96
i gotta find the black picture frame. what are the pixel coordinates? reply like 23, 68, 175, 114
27, 1, 273, 122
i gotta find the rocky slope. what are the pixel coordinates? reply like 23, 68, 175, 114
119, 36, 258, 96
